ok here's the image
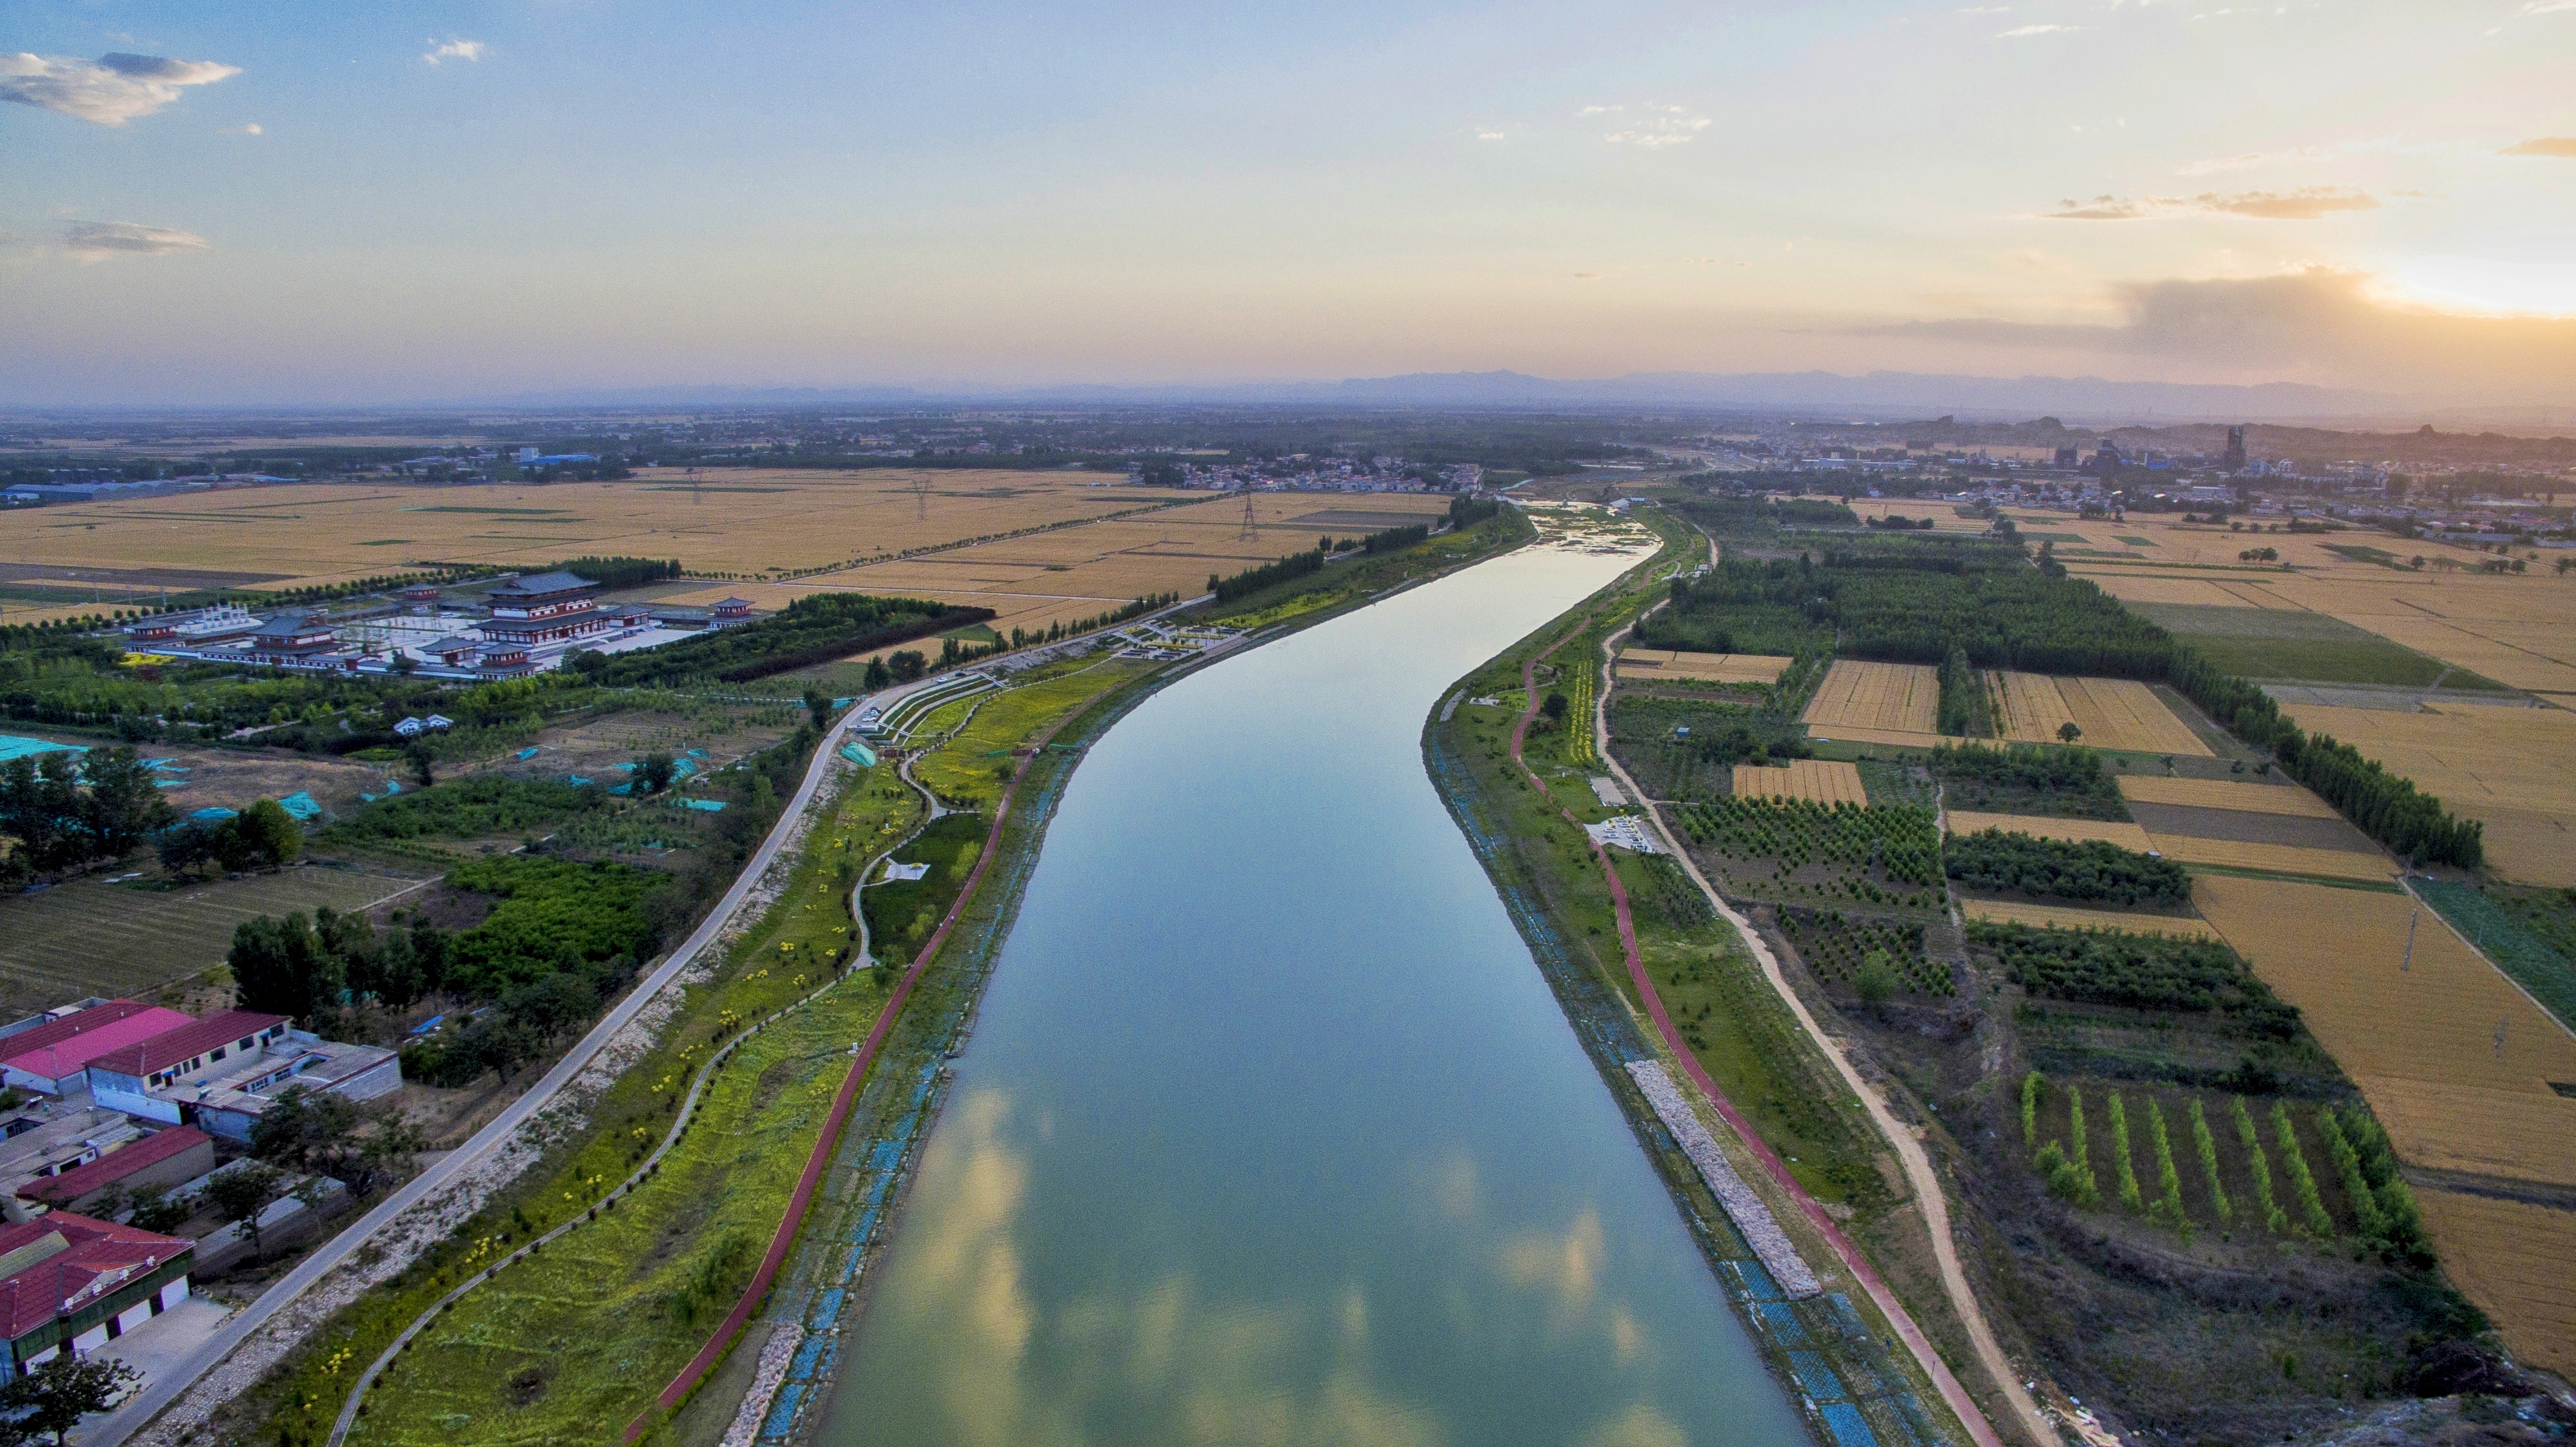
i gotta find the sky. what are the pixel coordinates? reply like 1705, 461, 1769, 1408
5, 0, 2575, 407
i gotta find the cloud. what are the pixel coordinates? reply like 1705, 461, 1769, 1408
1475, 129, 1505, 141
423, 38, 487, 65
59, 221, 213, 258
2177, 146, 2328, 176
2521, 0, 2576, 13
1605, 106, 1709, 147
2502, 136, 2576, 157
1997, 23, 2080, 35
2042, 187, 2379, 220
1858, 268, 2576, 396
0, 52, 238, 125
228, 121, 263, 136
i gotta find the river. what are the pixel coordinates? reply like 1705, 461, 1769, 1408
817, 538, 1811, 1447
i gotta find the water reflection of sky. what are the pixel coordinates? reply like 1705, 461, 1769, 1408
820, 525, 1808, 1447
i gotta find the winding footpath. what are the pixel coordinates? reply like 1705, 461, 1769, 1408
1574, 615, 2054, 1447
85, 675, 956, 1447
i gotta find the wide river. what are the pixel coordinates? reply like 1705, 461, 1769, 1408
819, 540, 1809, 1447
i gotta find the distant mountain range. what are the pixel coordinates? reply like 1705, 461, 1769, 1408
471, 369, 2395, 423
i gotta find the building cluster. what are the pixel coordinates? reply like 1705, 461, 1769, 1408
0, 998, 403, 1376
1142, 454, 1474, 492
119, 570, 748, 680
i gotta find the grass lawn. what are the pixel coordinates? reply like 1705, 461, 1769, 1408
260, 764, 925, 1447
910, 658, 1151, 807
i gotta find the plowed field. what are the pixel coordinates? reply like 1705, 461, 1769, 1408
1987, 672, 2209, 756
2415, 1189, 2576, 1378
2143, 835, 2391, 880
1616, 649, 1793, 685
1802, 660, 1939, 738
1946, 811, 2157, 851
2115, 775, 2339, 818
2277, 701, 2576, 887
1730, 759, 1867, 805
1957, 898, 2218, 938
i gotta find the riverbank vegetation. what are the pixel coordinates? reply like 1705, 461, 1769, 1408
219, 621, 1198, 1447
1607, 479, 2517, 1443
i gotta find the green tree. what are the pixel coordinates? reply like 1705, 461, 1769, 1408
248, 1084, 365, 1184
803, 689, 834, 731
2057, 721, 2082, 744
78, 745, 176, 859
228, 912, 343, 1022
203, 1161, 285, 1256
1, 1354, 141, 1444
862, 656, 892, 690
1855, 949, 1899, 1004
636, 753, 676, 794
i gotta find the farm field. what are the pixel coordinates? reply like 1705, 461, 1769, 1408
1956, 898, 2218, 938
2278, 700, 2576, 887
647, 491, 1453, 653
2142, 835, 2390, 880
2122, 603, 2475, 689
1729, 758, 1866, 805
2114, 774, 2339, 817
0, 471, 1194, 592
0, 864, 428, 1015
1987, 672, 2210, 756
1945, 811, 2155, 851
2068, 529, 2576, 694
2414, 1191, 2576, 1378
1801, 660, 1939, 739
2192, 873, 2576, 1368
1616, 648, 1791, 685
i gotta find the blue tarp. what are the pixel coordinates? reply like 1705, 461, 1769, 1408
564, 775, 592, 787
142, 757, 180, 769
686, 747, 707, 758
0, 734, 84, 764
608, 782, 633, 795
274, 791, 322, 821
516, 747, 541, 760
678, 798, 726, 812
839, 741, 877, 767
188, 807, 238, 823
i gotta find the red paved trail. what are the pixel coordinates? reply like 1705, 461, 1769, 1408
1505, 631, 2007, 1447
630, 716, 1067, 1439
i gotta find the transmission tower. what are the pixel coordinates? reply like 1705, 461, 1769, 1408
912, 474, 932, 520
1237, 489, 1258, 541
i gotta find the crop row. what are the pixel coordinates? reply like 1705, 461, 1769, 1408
1780, 907, 1951, 997
1673, 797, 1942, 885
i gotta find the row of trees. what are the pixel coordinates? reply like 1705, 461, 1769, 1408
1944, 828, 2192, 907
574, 593, 988, 687
0, 745, 173, 880
1971, 921, 2302, 1040
1210, 547, 1325, 603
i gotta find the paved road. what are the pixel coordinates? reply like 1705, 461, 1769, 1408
81, 676, 956, 1447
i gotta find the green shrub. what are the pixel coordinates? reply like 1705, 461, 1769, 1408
1946, 828, 2190, 906
2189, 1098, 2231, 1226
2021, 1071, 2040, 1148
2318, 1108, 2386, 1240
2274, 1100, 2333, 1236
2147, 1099, 2188, 1235
2233, 1095, 2287, 1233
1970, 923, 2300, 1038
2108, 1093, 2144, 1213
2065, 1086, 2100, 1208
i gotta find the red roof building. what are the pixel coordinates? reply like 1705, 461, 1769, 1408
15, 1129, 216, 1216
88, 1011, 289, 1088
0, 1211, 194, 1375
0, 1003, 199, 1095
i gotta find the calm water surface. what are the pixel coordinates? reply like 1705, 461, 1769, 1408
819, 543, 1809, 1447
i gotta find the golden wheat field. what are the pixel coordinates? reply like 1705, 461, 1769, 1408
2194, 874, 2576, 1143
0, 473, 1452, 598
1616, 649, 1793, 685
1731, 759, 1868, 805
1986, 671, 2211, 756
2414, 1190, 2576, 1377
0, 471, 1188, 588
2197, 871, 2576, 1375
1957, 898, 2219, 938
1946, 811, 2158, 851
2113, 774, 2340, 817
2140, 834, 2390, 880
1802, 660, 1940, 738
2279, 701, 2576, 887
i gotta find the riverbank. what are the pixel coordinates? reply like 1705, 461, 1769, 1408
665, 511, 1548, 1447
1419, 505, 2011, 1447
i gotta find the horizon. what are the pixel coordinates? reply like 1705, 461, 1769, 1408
7, 1, 2576, 408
